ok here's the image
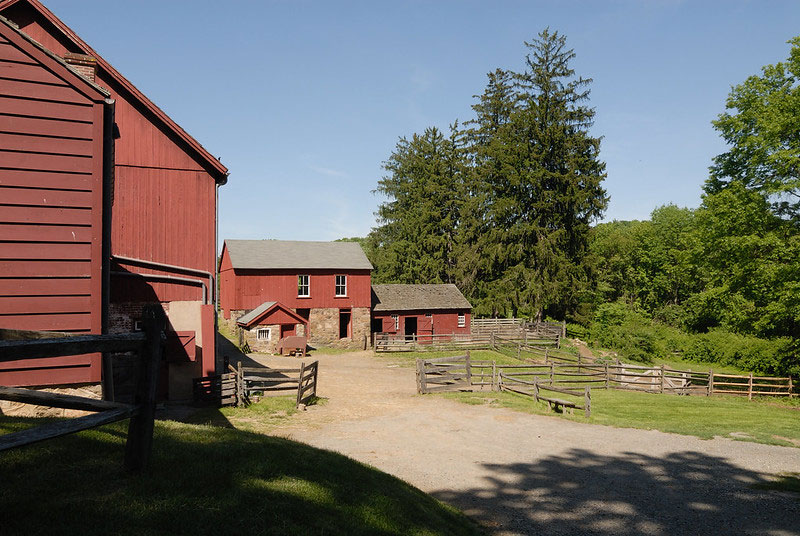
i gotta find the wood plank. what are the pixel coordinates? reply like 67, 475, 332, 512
0, 295, 92, 314
0, 133, 93, 157
0, 278, 90, 296
0, 61, 69, 86
0, 78, 89, 105
0, 354, 92, 371
0, 206, 92, 225
0, 168, 92, 190
0, 242, 92, 260
0, 150, 93, 173
0, 332, 145, 361
0, 43, 38, 64
0, 385, 128, 411
0, 96, 92, 122
0, 224, 93, 243
0, 406, 136, 451
0, 114, 93, 139
0, 260, 90, 277
0, 312, 91, 331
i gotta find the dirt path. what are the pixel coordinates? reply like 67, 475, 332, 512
252, 351, 800, 536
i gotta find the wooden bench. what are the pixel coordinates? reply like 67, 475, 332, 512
533, 382, 591, 418
277, 335, 307, 357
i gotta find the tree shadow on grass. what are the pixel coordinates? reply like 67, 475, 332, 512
0, 416, 479, 536
432, 448, 800, 535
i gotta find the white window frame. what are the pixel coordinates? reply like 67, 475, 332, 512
256, 327, 271, 341
391, 314, 399, 331
458, 313, 466, 328
335, 274, 347, 297
298, 274, 310, 297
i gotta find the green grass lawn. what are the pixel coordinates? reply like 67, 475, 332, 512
443, 388, 800, 448
0, 416, 481, 536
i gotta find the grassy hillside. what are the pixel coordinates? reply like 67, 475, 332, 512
0, 417, 480, 536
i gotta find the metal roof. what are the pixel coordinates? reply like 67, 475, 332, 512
225, 240, 373, 270
236, 301, 277, 326
371, 284, 472, 312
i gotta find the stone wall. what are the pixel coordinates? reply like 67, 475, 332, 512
308, 307, 370, 349
243, 323, 280, 354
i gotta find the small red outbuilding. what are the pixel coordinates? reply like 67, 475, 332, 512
371, 284, 472, 342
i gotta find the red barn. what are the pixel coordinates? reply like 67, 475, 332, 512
371, 284, 472, 341
0, 0, 227, 399
219, 240, 372, 348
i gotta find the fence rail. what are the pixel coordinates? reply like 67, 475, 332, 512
0, 305, 166, 472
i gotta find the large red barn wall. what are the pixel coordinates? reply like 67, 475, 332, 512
373, 310, 471, 335
0, 26, 105, 384
4, 7, 218, 304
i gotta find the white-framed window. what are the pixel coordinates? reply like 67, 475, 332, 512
391, 314, 399, 331
298, 274, 310, 297
257, 327, 271, 341
458, 313, 466, 328
335, 274, 347, 296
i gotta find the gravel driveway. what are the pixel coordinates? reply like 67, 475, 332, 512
252, 351, 800, 535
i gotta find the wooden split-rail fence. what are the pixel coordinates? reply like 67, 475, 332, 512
490, 339, 795, 399
194, 360, 319, 408
415, 352, 592, 416
374, 319, 563, 352
0, 305, 166, 472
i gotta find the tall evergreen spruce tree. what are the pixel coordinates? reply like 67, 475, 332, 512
369, 126, 465, 284
466, 29, 608, 319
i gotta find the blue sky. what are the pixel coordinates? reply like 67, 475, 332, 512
44, 1, 800, 246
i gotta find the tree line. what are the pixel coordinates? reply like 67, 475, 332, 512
353, 31, 799, 374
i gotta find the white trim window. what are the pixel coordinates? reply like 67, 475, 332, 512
298, 274, 310, 297
458, 313, 466, 328
391, 314, 399, 331
256, 327, 271, 341
335, 274, 347, 297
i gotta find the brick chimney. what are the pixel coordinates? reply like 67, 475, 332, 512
63, 52, 97, 82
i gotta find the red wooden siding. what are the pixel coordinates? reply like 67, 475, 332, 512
3, 3, 222, 305
0, 20, 106, 386
373, 310, 471, 336
219, 248, 372, 317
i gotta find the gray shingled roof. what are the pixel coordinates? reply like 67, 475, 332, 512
224, 240, 373, 270
236, 301, 277, 326
371, 284, 472, 312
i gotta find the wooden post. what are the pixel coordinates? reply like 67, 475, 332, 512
748, 372, 753, 401
584, 386, 591, 418
296, 361, 306, 408
517, 341, 521, 360
789, 377, 794, 398
491, 331, 495, 350
544, 347, 549, 363
415, 359, 421, 394
465, 350, 472, 387
419, 360, 428, 394
708, 369, 714, 396
492, 360, 497, 391
533, 379, 539, 401
605, 363, 609, 389
660, 365, 665, 394
550, 362, 554, 386
124, 305, 165, 473
561, 319, 566, 339
312, 361, 319, 399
